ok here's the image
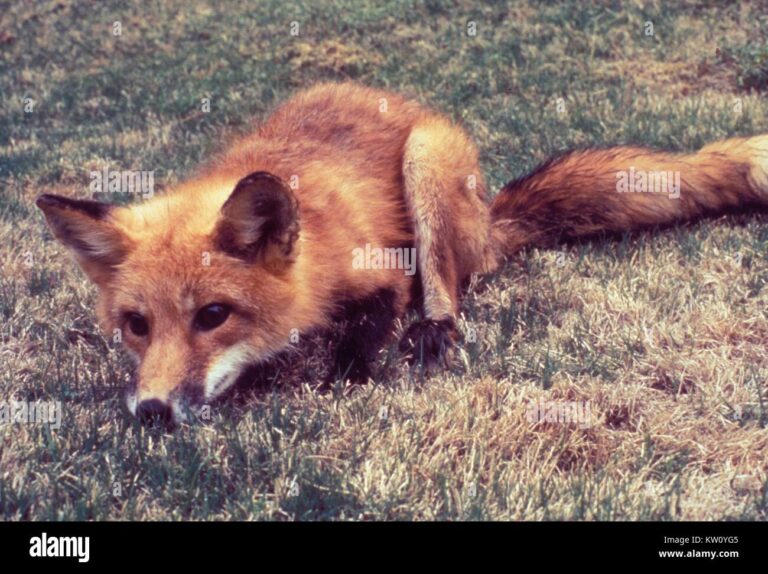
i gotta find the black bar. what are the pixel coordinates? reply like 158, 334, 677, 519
0, 521, 764, 569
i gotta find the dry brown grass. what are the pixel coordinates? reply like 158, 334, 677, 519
1, 0, 767, 520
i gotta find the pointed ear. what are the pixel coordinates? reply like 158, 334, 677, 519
36, 194, 132, 285
214, 171, 300, 269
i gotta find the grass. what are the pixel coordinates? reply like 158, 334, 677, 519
1, 0, 767, 520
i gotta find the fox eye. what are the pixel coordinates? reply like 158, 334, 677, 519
126, 313, 149, 337
194, 303, 231, 331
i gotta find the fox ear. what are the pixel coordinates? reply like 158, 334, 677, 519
36, 194, 131, 285
215, 171, 300, 268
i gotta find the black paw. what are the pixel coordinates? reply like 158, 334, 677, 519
398, 318, 457, 371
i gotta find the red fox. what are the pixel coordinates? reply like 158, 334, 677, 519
36, 82, 768, 426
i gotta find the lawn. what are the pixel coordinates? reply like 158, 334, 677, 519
1, 0, 767, 520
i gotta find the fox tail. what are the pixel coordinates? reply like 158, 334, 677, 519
490, 135, 768, 256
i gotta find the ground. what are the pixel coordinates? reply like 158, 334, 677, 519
1, 0, 767, 520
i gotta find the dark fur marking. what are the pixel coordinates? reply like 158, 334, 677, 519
329, 288, 398, 384
36, 193, 112, 220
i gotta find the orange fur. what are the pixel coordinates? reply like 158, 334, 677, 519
491, 136, 768, 254
36, 82, 768, 425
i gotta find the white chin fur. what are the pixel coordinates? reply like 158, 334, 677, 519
125, 390, 138, 416
170, 396, 189, 425
204, 341, 263, 402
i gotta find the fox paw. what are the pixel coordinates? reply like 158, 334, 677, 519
398, 318, 457, 371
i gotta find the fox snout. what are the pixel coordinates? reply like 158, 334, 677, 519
126, 386, 207, 428
126, 387, 179, 428
125, 341, 263, 427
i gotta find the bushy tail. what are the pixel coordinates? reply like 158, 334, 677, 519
490, 135, 768, 257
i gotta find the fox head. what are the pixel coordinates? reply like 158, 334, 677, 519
37, 171, 302, 426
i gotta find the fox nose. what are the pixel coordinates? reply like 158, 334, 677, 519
136, 399, 173, 427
